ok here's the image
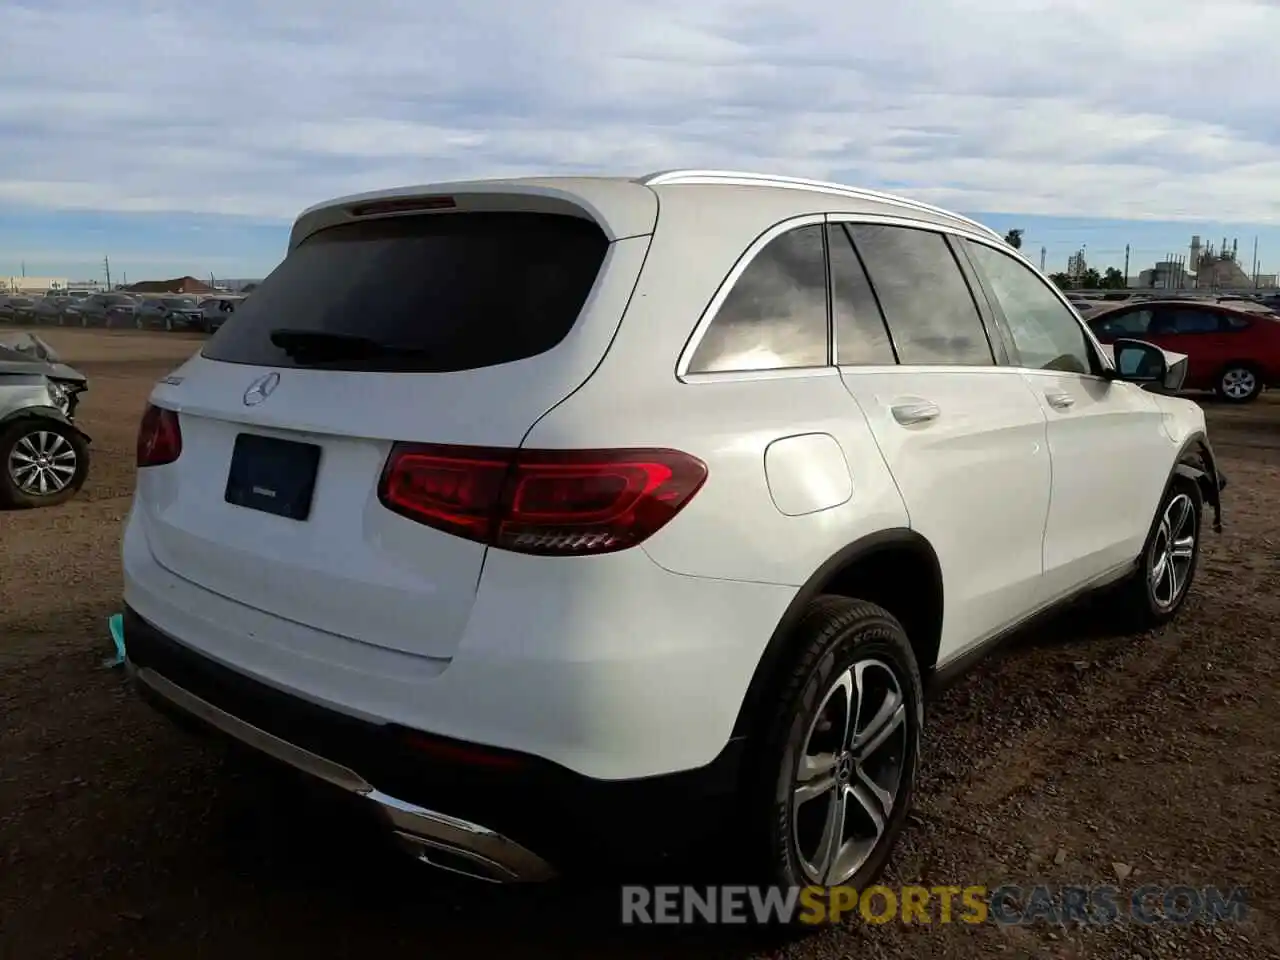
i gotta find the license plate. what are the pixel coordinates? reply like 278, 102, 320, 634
224, 434, 322, 521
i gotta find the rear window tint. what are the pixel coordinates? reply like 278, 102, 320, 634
202, 212, 609, 372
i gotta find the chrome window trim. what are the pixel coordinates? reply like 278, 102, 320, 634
678, 209, 1118, 383
675, 212, 828, 380
681, 366, 840, 385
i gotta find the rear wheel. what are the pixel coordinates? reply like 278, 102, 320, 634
1217, 364, 1261, 403
747, 597, 922, 923
0, 419, 91, 509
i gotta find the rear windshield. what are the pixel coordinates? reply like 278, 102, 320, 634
202, 211, 609, 372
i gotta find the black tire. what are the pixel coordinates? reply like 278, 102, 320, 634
747, 596, 923, 926
1113, 475, 1203, 629
1216, 364, 1262, 403
0, 419, 91, 509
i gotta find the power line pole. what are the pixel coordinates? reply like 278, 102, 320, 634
1123, 244, 1129, 287
1252, 236, 1259, 288
103, 255, 112, 290
1039, 246, 1046, 272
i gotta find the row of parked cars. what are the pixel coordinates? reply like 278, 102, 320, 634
0, 289, 245, 334
1066, 289, 1280, 318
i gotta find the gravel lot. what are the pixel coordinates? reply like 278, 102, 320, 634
2, 327, 1277, 960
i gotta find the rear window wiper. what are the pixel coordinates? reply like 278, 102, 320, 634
268, 329, 433, 362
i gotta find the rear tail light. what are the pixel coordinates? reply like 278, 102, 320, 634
136, 403, 182, 467
378, 444, 707, 556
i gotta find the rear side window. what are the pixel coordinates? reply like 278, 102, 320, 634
828, 224, 896, 365
846, 224, 994, 365
687, 223, 829, 374
1161, 308, 1223, 334
203, 212, 609, 372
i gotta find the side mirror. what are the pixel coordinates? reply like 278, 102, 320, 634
1111, 339, 1166, 383
1109, 338, 1187, 393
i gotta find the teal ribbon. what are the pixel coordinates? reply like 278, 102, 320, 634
105, 613, 126, 667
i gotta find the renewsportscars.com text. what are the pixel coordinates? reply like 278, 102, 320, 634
620, 884, 1249, 926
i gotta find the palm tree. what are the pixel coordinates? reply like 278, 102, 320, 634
1004, 229, 1024, 250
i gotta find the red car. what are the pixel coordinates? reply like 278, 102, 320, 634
1087, 299, 1280, 402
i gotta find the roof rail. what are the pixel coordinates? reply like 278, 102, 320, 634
638, 169, 1002, 242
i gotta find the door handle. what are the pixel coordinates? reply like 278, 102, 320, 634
890, 399, 941, 425
1045, 391, 1075, 410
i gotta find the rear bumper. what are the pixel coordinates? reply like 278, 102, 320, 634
123, 606, 746, 879
130, 660, 556, 882
122, 502, 789, 781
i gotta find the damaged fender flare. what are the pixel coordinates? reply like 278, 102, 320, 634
0, 405, 93, 445
1173, 432, 1224, 533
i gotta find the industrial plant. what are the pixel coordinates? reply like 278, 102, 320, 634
1136, 235, 1276, 291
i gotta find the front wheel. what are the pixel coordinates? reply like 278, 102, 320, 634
1217, 364, 1262, 403
1113, 476, 1202, 629
749, 597, 923, 914
0, 420, 91, 509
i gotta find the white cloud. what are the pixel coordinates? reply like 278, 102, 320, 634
1, 0, 1279, 223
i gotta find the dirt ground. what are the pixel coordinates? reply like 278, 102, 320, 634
1, 326, 1277, 960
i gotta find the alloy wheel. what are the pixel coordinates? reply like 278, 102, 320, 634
1148, 492, 1196, 610
8, 430, 78, 497
792, 658, 908, 886
1221, 368, 1257, 400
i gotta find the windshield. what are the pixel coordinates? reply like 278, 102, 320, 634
0, 331, 63, 364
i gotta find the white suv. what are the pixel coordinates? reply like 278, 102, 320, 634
123, 170, 1225, 893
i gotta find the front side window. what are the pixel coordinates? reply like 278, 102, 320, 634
965, 241, 1095, 375
846, 224, 993, 365
687, 223, 829, 373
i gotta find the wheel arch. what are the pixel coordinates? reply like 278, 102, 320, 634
0, 407, 92, 447
730, 528, 945, 744
1170, 431, 1222, 532
1218, 357, 1261, 374
1, 405, 75, 430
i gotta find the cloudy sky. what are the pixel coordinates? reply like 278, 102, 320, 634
3, 0, 1279, 282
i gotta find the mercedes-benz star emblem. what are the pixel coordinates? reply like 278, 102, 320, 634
242, 372, 281, 406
